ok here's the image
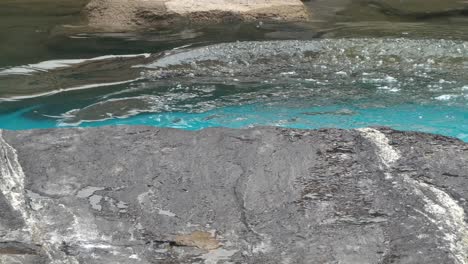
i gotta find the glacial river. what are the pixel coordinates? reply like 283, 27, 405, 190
0, 0, 467, 141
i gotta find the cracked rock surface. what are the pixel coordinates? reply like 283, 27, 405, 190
0, 126, 467, 263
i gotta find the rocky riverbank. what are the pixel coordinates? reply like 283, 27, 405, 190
0, 126, 467, 263
84, 0, 311, 31
82, 0, 468, 31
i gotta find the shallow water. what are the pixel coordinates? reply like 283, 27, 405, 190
0, 0, 467, 141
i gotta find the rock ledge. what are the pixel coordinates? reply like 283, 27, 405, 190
0, 126, 467, 263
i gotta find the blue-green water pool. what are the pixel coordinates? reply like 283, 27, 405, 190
1, 103, 466, 141
0, 37, 466, 141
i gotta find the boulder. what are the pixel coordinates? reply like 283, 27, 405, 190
0, 126, 467, 263
84, 0, 310, 31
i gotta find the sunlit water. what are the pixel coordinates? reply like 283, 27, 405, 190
0, 0, 467, 141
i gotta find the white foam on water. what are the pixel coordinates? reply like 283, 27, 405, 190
435, 94, 459, 101
0, 78, 142, 102
0, 54, 151, 76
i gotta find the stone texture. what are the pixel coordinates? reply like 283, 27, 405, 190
0, 126, 467, 263
84, 0, 310, 31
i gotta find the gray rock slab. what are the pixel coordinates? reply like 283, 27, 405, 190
0, 126, 467, 263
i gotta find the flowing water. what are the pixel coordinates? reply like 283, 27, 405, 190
0, 0, 467, 141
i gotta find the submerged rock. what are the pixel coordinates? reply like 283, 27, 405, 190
335, 0, 468, 20
84, 0, 310, 31
0, 126, 467, 263
371, 0, 467, 14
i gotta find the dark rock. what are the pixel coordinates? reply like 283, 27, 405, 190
0, 126, 467, 263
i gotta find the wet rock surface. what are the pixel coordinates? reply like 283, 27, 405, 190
365, 0, 467, 15
0, 126, 467, 263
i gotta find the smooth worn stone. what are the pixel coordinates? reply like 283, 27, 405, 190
84, 0, 311, 31
0, 126, 467, 263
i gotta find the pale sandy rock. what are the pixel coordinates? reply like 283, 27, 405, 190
174, 231, 221, 250
84, 0, 310, 31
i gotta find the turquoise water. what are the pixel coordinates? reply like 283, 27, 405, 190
0, 2, 467, 140
1, 103, 466, 141
1, 38, 467, 141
